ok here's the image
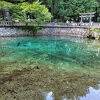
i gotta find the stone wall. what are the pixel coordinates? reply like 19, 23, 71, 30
0, 27, 89, 37
0, 27, 34, 37
36, 28, 89, 37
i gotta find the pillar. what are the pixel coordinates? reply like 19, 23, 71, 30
90, 16, 92, 23
89, 15, 92, 26
80, 16, 83, 23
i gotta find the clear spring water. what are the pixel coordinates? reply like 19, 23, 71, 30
0, 36, 100, 70
0, 36, 100, 100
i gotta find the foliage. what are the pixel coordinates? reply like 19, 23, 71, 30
20, 1, 51, 24
0, 1, 51, 23
38, 0, 99, 21
0, 11, 3, 20
52, 0, 99, 21
90, 28, 100, 33
0, 0, 100, 22
0, 1, 24, 21
0, 1, 14, 10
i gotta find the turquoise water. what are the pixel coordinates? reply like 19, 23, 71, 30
0, 36, 100, 71
0, 36, 100, 100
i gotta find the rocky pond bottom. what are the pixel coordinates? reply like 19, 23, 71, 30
0, 36, 100, 100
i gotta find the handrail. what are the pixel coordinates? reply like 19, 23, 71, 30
0, 21, 100, 28
0, 21, 13, 26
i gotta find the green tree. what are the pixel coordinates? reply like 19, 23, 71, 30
0, 1, 51, 23
0, 1, 24, 21
57, 0, 98, 21
40, 0, 99, 22
20, 1, 51, 24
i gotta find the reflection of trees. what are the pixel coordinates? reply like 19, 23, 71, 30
0, 67, 100, 100
51, 71, 100, 100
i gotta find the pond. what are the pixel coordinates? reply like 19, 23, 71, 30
0, 36, 100, 100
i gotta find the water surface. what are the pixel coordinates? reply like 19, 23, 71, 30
0, 36, 100, 100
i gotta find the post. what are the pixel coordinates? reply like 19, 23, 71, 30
89, 15, 92, 26
90, 16, 92, 23
80, 16, 83, 23
94, 7, 98, 22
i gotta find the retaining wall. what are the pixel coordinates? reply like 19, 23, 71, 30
36, 27, 89, 37
0, 27, 35, 37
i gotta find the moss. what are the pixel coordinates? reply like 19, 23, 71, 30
90, 28, 100, 33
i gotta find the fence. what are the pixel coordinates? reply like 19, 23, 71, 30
0, 21, 26, 26
0, 21, 100, 28
0, 21, 13, 26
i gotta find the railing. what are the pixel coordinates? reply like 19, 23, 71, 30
39, 22, 100, 28
0, 21, 100, 28
0, 21, 26, 26
45, 22, 100, 27
13, 22, 26, 26
0, 21, 13, 26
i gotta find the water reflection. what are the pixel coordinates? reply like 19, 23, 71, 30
42, 91, 54, 100
0, 37, 100, 100
42, 86, 100, 100
80, 87, 100, 100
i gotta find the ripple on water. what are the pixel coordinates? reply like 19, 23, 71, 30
0, 36, 100, 100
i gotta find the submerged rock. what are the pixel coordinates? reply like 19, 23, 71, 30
17, 42, 21, 46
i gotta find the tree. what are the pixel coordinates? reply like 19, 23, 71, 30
20, 1, 51, 24
1, 0, 25, 3
40, 0, 99, 22
94, 0, 100, 22
1, 0, 99, 22
0, 1, 24, 21
0, 1, 51, 23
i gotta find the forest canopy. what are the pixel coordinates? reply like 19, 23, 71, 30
0, 0, 51, 24
0, 0, 100, 22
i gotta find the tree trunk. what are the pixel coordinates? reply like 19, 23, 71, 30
51, 0, 54, 22
61, 16, 64, 22
94, 7, 98, 22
